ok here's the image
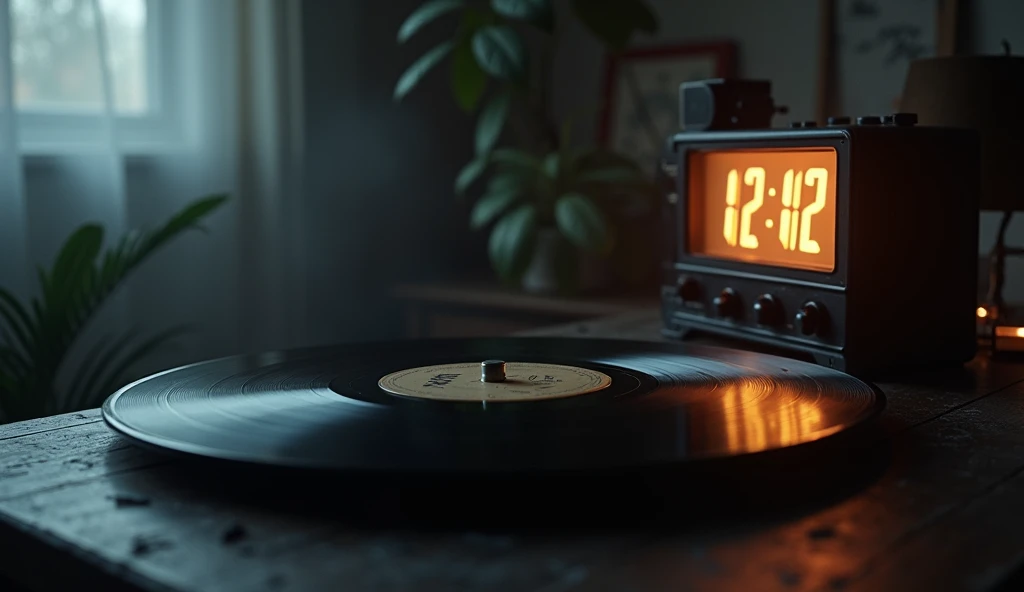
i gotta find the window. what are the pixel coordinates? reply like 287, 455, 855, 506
7, 0, 179, 153
12, 0, 148, 114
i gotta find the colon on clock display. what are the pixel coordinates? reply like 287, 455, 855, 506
687, 148, 838, 272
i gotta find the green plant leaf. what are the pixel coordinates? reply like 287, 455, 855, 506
45, 224, 103, 309
64, 329, 137, 411
398, 0, 465, 43
486, 154, 544, 205
394, 41, 455, 102
491, 0, 554, 31
541, 152, 562, 198
455, 156, 488, 195
451, 39, 487, 112
145, 195, 228, 249
491, 148, 543, 172
449, 7, 494, 112
487, 170, 533, 194
472, 26, 528, 82
0, 288, 37, 359
470, 182, 523, 230
488, 204, 538, 282
48, 225, 102, 284
555, 193, 613, 254
29, 293, 44, 335
475, 91, 510, 155
569, 0, 658, 50
542, 152, 560, 180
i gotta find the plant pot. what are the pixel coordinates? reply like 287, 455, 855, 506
521, 228, 610, 295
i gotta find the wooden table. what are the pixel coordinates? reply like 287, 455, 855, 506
5, 310, 1024, 591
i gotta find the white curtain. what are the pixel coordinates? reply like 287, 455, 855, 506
0, 0, 27, 301
0, 0, 306, 380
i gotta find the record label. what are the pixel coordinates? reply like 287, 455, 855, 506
377, 362, 612, 402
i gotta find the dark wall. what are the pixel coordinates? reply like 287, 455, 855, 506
301, 0, 489, 345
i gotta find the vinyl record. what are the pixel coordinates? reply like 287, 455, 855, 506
101, 337, 884, 474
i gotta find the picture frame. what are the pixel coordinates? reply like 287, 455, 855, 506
599, 42, 736, 171
818, 0, 962, 120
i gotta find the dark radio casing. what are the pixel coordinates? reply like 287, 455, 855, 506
661, 122, 980, 376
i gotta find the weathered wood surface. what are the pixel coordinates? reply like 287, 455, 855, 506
3, 310, 1024, 591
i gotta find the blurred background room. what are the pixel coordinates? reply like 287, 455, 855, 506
0, 0, 1021, 422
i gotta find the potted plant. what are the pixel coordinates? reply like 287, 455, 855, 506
394, 0, 662, 294
0, 195, 227, 423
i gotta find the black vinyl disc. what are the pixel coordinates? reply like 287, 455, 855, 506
101, 337, 885, 474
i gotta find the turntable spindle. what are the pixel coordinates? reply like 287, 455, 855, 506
481, 360, 506, 383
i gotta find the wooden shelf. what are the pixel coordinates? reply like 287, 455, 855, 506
392, 281, 659, 338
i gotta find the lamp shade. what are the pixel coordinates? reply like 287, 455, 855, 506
900, 55, 1024, 211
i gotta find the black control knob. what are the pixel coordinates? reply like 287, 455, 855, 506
753, 294, 782, 327
827, 116, 851, 126
795, 301, 827, 336
890, 112, 918, 126
713, 288, 741, 319
856, 115, 882, 125
676, 276, 702, 303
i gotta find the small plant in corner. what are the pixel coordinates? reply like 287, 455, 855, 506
394, 0, 662, 293
0, 195, 227, 423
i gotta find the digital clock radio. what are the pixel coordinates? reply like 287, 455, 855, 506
660, 113, 981, 375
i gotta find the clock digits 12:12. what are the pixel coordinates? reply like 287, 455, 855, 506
689, 148, 837, 273
722, 166, 829, 254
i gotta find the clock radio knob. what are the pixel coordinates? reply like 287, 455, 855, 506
883, 112, 918, 126
676, 276, 702, 303
713, 288, 740, 319
795, 302, 826, 336
753, 294, 782, 327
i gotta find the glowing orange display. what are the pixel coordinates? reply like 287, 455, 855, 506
688, 148, 838, 272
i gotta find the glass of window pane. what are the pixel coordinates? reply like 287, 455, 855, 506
11, 0, 148, 114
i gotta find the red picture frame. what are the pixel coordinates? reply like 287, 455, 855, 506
599, 42, 736, 159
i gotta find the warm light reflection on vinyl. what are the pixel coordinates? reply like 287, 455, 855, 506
717, 381, 838, 454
